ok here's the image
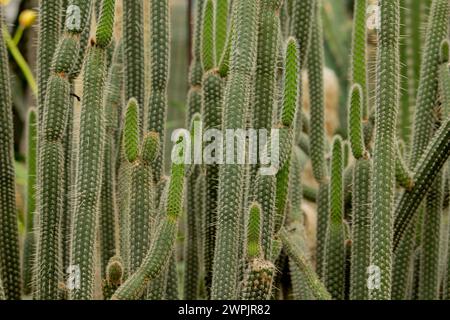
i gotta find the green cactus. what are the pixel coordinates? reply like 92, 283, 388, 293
350, 158, 372, 300
215, 0, 229, 63
99, 41, 124, 278
190, 0, 206, 86
102, 256, 124, 299
37, 0, 63, 125
165, 252, 180, 300
307, 0, 327, 184
201, 71, 223, 295
35, 0, 94, 300
370, 0, 401, 300
211, 0, 260, 300
69, 2, 116, 299
410, 0, 449, 165
279, 229, 331, 300
253, 0, 281, 132
324, 136, 345, 300
111, 137, 186, 300
22, 109, 38, 296
418, 173, 443, 300
184, 170, 205, 300
201, 0, 216, 72
394, 116, 450, 248
350, 0, 368, 120
123, 0, 145, 132
147, 0, 170, 183
240, 203, 275, 300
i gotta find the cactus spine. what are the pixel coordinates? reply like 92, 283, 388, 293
370, 0, 401, 300
211, 0, 260, 300
69, 0, 116, 299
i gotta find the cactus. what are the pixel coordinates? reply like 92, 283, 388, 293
37, 0, 63, 125
22, 109, 38, 296
111, 137, 186, 300
394, 115, 450, 246
350, 0, 368, 120
102, 256, 124, 299
279, 229, 331, 300
201, 71, 223, 295
323, 136, 345, 300
370, 0, 401, 300
35, 0, 94, 300
0, 8, 21, 300
215, 0, 229, 63
69, 0, 116, 299
201, 0, 215, 72
240, 203, 275, 300
347, 84, 372, 300
123, 0, 145, 132
99, 41, 124, 278
410, 0, 449, 165
211, 0, 260, 300
147, 0, 170, 182
274, 38, 301, 239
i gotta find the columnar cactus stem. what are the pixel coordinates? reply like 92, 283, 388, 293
147, 0, 170, 182
347, 84, 372, 300
184, 169, 205, 299
307, 0, 327, 184
37, 0, 63, 125
100, 41, 124, 278
324, 136, 345, 300
0, 8, 21, 301
370, 0, 401, 300
123, 0, 145, 133
290, 0, 315, 69
36, 0, 94, 300
350, 0, 368, 120
111, 138, 186, 300
70, 1, 116, 299
215, 0, 229, 64
190, 0, 206, 86
274, 38, 301, 237
23, 109, 38, 296
394, 116, 450, 248
410, 0, 449, 165
165, 252, 180, 300
201, 71, 223, 295
240, 203, 275, 300
279, 229, 331, 300
211, 0, 260, 300
418, 173, 443, 300
102, 256, 123, 299
201, 0, 215, 72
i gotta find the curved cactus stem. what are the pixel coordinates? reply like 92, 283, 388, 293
279, 229, 331, 300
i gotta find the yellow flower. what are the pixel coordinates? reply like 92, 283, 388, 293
19, 9, 37, 28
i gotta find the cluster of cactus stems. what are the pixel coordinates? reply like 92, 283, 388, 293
0, 0, 449, 301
